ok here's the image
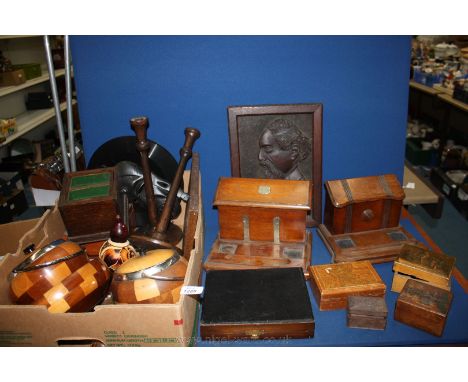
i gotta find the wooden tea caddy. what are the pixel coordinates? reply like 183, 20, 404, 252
394, 279, 453, 337
203, 177, 312, 276
318, 174, 420, 263
58, 167, 118, 243
392, 244, 455, 293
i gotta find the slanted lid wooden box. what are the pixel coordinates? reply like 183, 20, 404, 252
347, 296, 388, 330
200, 267, 315, 340
324, 174, 405, 235
309, 261, 386, 311
58, 167, 118, 242
214, 177, 312, 243
394, 279, 453, 337
392, 244, 455, 293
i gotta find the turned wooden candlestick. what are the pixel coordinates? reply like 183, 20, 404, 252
129, 116, 200, 247
154, 127, 200, 243
130, 116, 158, 228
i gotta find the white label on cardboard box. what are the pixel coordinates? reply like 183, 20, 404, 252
181, 286, 204, 295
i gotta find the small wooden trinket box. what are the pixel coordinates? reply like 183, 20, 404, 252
200, 267, 315, 340
309, 261, 386, 311
347, 296, 388, 330
394, 279, 453, 337
392, 244, 455, 293
58, 167, 118, 243
319, 174, 419, 263
204, 177, 312, 274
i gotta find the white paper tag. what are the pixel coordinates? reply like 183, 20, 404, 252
181, 286, 204, 295
404, 182, 416, 189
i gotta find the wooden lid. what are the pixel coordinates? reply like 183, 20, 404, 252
399, 279, 453, 316
309, 261, 385, 294
395, 244, 455, 281
347, 296, 388, 317
325, 174, 404, 207
213, 177, 312, 210
115, 249, 175, 274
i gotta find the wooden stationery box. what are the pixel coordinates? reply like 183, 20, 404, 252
324, 174, 404, 235
58, 167, 118, 242
200, 268, 315, 340
214, 177, 311, 243
392, 244, 455, 293
394, 279, 453, 337
309, 261, 386, 311
347, 296, 388, 330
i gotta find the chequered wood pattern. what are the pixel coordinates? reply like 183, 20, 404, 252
111, 258, 187, 304
10, 255, 111, 313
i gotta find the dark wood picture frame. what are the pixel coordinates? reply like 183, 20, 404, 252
227, 103, 322, 227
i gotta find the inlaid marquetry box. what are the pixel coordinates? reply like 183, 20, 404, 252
309, 261, 386, 311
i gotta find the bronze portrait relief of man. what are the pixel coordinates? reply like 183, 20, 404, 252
258, 118, 312, 180
227, 103, 322, 226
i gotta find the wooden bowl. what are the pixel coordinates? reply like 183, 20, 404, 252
9, 239, 111, 313
111, 248, 187, 304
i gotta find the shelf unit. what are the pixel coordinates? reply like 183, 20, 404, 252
0, 100, 77, 148
0, 69, 65, 98
0, 35, 77, 153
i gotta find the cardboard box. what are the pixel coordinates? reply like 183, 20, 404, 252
0, 170, 204, 346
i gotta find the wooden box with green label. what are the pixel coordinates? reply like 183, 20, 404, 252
58, 167, 118, 242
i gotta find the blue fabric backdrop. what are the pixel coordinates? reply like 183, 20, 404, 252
70, 36, 412, 228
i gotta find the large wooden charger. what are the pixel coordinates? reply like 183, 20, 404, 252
204, 177, 312, 275
58, 167, 118, 243
9, 239, 111, 313
319, 174, 420, 263
111, 249, 187, 304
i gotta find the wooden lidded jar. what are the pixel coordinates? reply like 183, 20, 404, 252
111, 249, 187, 304
323, 174, 405, 235
213, 177, 312, 243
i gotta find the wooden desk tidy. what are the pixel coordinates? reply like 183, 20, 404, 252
204, 177, 312, 274
319, 174, 420, 263
392, 244, 455, 293
309, 261, 386, 311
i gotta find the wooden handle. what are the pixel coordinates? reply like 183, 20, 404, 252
155, 127, 200, 238
130, 116, 158, 227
